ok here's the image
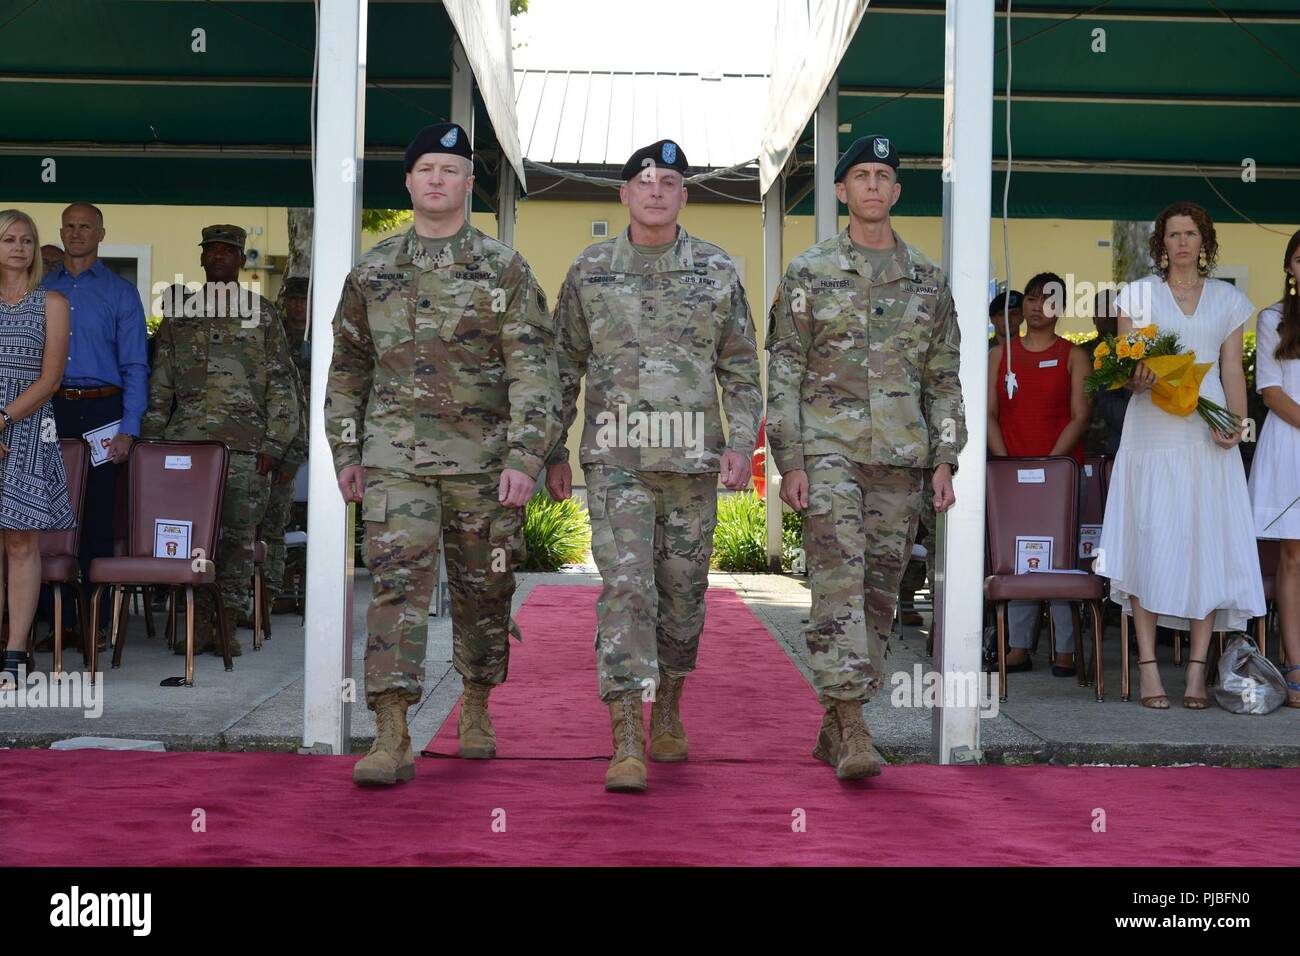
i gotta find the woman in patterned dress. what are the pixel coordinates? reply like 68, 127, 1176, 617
0, 209, 73, 683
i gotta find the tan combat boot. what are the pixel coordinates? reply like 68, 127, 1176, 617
832, 699, 882, 780
605, 692, 647, 792
353, 690, 416, 787
458, 680, 497, 759
649, 670, 688, 762
811, 706, 840, 766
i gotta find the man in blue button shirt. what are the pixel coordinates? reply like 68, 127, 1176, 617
41, 202, 150, 647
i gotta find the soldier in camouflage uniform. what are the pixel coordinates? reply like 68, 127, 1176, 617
326, 123, 561, 787
546, 140, 762, 793
143, 224, 300, 657
256, 275, 310, 618
766, 135, 967, 780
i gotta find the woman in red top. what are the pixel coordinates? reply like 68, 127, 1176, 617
987, 272, 1092, 675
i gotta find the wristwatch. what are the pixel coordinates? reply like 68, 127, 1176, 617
1, 409, 12, 429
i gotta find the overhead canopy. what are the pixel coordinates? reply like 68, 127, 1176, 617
0, 0, 524, 210
762, 0, 1300, 221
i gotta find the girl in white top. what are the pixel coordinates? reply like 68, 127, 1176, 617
1097, 202, 1265, 710
1247, 229, 1300, 707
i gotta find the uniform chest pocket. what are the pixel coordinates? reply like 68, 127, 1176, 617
366, 281, 417, 355
171, 324, 209, 396
435, 282, 500, 357
812, 294, 867, 350
588, 283, 639, 351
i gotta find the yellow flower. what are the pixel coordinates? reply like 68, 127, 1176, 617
1139, 324, 1158, 339
1116, 340, 1131, 359
1094, 356, 1103, 370
1131, 341, 1146, 359
1095, 342, 1110, 358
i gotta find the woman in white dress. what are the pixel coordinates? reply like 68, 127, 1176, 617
1098, 202, 1265, 709
1247, 229, 1300, 707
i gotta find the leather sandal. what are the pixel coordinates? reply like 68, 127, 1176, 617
1137, 659, 1168, 709
1281, 665, 1300, 709
1183, 658, 1210, 710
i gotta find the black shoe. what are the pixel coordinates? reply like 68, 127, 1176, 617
2, 649, 28, 685
1051, 664, 1078, 678
986, 656, 1032, 673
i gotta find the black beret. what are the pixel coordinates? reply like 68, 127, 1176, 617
405, 123, 472, 171
280, 276, 310, 299
834, 134, 899, 182
989, 290, 1023, 317
620, 139, 689, 182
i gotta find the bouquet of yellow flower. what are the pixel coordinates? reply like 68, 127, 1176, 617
1085, 324, 1241, 435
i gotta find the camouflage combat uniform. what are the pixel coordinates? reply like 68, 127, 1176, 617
766, 228, 967, 703
143, 284, 300, 621
326, 224, 560, 708
259, 312, 309, 597
551, 226, 762, 701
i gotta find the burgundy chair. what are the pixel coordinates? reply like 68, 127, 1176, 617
88, 440, 230, 686
985, 456, 1106, 701
1257, 539, 1281, 661
252, 538, 269, 649
40, 438, 91, 674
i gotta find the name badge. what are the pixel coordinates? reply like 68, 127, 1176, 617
585, 275, 622, 285
812, 279, 853, 290
1038, 359, 1059, 368
906, 283, 939, 296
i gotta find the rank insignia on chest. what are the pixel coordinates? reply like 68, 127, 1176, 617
813, 278, 854, 290
679, 274, 720, 289
453, 270, 494, 282
585, 274, 621, 285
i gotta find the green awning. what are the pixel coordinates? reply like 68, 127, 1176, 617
0, 0, 519, 210
771, 0, 1300, 220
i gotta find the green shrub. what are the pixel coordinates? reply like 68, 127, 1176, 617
522, 491, 591, 571
711, 491, 768, 572
782, 509, 804, 573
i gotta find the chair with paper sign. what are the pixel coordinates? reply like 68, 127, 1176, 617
87, 440, 230, 686
985, 456, 1106, 701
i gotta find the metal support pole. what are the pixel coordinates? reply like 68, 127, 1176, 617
814, 77, 839, 242
451, 34, 476, 220
302, 0, 367, 755
762, 179, 784, 570
498, 162, 517, 246
932, 0, 994, 764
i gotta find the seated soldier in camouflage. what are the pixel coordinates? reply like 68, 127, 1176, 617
546, 140, 762, 793
767, 135, 967, 780
144, 225, 300, 658
327, 124, 561, 787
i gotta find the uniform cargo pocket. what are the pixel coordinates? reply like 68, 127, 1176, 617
361, 487, 387, 523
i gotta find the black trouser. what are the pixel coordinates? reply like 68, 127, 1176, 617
39, 392, 125, 631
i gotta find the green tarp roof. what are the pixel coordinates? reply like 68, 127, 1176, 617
0, 0, 516, 210
777, 0, 1300, 220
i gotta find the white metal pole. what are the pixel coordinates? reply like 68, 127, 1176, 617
932, 0, 993, 763
451, 34, 475, 220
302, 0, 367, 754
498, 162, 517, 246
762, 179, 784, 570
814, 77, 839, 243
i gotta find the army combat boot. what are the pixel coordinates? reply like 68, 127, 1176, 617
811, 706, 840, 766
353, 690, 416, 787
605, 692, 647, 792
649, 669, 688, 762
832, 699, 882, 780
458, 680, 497, 759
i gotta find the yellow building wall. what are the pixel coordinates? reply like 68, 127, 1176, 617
12, 198, 1295, 487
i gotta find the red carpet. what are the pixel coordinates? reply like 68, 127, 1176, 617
423, 584, 818, 759
4, 584, 1298, 866
3, 750, 1298, 866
